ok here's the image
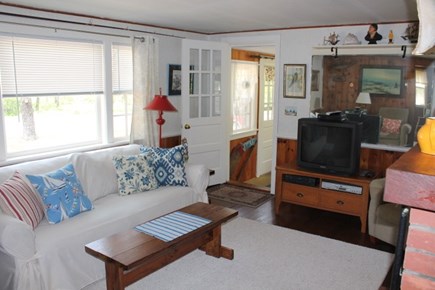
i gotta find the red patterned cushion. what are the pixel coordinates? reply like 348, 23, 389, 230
0, 171, 44, 229
381, 118, 402, 135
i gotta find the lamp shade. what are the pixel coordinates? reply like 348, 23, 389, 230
144, 93, 177, 112
356, 92, 371, 105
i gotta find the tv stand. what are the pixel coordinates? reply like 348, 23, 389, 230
275, 162, 373, 233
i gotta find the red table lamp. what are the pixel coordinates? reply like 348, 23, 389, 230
144, 88, 177, 147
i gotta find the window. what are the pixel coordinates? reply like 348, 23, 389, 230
0, 35, 133, 160
231, 61, 258, 134
415, 68, 428, 107
112, 44, 133, 140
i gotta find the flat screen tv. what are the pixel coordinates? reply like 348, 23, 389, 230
297, 118, 362, 176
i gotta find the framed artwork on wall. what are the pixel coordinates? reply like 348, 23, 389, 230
360, 66, 403, 97
168, 64, 181, 95
284, 64, 306, 98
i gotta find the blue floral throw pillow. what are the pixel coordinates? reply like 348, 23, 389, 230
112, 154, 158, 196
140, 144, 188, 187
26, 164, 93, 224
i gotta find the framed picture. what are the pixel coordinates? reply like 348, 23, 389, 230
168, 64, 181, 95
311, 70, 320, 91
360, 66, 403, 97
284, 64, 306, 98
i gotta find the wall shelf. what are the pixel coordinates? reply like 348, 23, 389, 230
312, 44, 416, 57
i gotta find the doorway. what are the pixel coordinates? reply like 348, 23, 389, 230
229, 47, 275, 190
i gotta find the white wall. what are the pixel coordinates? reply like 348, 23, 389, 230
0, 7, 414, 141
213, 22, 412, 140
0, 6, 207, 139
158, 36, 183, 138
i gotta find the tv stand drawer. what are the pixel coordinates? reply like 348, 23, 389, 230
282, 183, 319, 206
320, 191, 361, 214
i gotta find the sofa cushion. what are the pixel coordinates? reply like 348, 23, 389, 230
26, 164, 93, 224
72, 144, 141, 201
0, 171, 44, 229
140, 144, 188, 187
112, 154, 158, 195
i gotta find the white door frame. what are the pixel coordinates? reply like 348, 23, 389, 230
218, 34, 281, 194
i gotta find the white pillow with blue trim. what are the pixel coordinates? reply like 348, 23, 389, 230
112, 154, 158, 196
26, 164, 93, 224
140, 144, 188, 187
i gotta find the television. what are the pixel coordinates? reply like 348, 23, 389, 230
297, 118, 362, 176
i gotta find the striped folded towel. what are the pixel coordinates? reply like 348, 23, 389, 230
135, 211, 211, 242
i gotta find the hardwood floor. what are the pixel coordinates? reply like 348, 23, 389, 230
209, 184, 395, 288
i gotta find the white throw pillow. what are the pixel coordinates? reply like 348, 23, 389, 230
112, 154, 158, 196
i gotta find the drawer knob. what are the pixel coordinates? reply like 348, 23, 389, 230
337, 200, 344, 205
296, 193, 304, 198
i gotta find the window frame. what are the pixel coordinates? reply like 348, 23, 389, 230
0, 28, 133, 165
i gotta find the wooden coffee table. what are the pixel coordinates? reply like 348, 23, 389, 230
85, 202, 238, 290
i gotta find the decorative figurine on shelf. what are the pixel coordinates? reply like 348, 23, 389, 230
343, 33, 361, 45
323, 32, 340, 45
365, 23, 382, 44
401, 23, 419, 43
388, 30, 394, 44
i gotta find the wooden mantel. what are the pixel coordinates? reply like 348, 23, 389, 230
384, 145, 435, 211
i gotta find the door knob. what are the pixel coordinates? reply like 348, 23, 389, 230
184, 124, 191, 129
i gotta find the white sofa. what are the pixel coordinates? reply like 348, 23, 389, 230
0, 144, 209, 290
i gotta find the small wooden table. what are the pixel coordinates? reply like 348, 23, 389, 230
85, 202, 238, 290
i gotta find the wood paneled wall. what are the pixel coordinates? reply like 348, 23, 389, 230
277, 138, 404, 178
230, 136, 258, 182
161, 135, 181, 148
322, 55, 433, 138
231, 49, 274, 62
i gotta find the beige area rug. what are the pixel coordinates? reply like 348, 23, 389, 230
84, 218, 394, 290
207, 184, 273, 208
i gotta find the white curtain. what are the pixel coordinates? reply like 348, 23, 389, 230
130, 36, 159, 146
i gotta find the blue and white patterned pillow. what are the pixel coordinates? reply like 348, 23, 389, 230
112, 154, 158, 196
26, 164, 93, 224
140, 144, 188, 187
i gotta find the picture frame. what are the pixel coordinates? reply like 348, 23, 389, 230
284, 64, 306, 98
360, 66, 403, 97
168, 64, 181, 95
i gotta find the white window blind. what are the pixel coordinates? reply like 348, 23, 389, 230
0, 36, 103, 97
112, 44, 133, 93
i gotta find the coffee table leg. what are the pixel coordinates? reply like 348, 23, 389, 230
105, 261, 125, 290
202, 226, 234, 260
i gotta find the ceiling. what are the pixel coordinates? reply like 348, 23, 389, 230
0, 0, 418, 34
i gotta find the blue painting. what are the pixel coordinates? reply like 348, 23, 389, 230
360, 67, 402, 97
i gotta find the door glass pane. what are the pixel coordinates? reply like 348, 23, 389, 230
201, 49, 211, 71
201, 73, 211, 94
190, 49, 199, 70
212, 95, 221, 117
189, 96, 199, 118
212, 73, 221, 94
201, 96, 210, 117
190, 73, 199, 95
213, 50, 221, 72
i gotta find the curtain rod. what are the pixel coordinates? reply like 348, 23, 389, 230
0, 12, 185, 39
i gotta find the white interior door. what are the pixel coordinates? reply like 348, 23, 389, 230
257, 58, 275, 176
181, 39, 230, 185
